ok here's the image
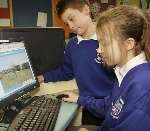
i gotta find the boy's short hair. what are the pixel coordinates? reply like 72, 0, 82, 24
56, 0, 89, 18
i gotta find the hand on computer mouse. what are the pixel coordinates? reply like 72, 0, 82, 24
59, 91, 79, 103
56, 94, 69, 99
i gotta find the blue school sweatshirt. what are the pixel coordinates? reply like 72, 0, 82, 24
78, 63, 150, 131
44, 37, 115, 98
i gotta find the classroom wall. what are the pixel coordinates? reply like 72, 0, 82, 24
51, 0, 70, 38
12, 0, 52, 27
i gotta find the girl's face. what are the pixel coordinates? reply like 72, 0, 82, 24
97, 28, 126, 66
61, 5, 91, 36
97, 39, 122, 66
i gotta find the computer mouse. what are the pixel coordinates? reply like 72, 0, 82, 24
56, 94, 69, 99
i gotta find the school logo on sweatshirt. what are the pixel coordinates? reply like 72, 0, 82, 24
111, 97, 124, 119
95, 52, 103, 64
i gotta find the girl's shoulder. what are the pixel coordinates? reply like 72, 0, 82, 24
119, 63, 150, 105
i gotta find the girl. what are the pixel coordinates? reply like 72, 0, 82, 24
64, 5, 150, 131
96, 5, 150, 131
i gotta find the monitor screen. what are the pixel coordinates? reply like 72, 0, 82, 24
0, 41, 38, 107
0, 27, 65, 75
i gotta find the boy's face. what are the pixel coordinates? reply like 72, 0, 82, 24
61, 5, 91, 36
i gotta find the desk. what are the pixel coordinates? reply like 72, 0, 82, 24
54, 101, 78, 131
0, 80, 79, 131
32, 79, 78, 96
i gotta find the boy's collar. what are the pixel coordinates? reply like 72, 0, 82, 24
77, 33, 97, 44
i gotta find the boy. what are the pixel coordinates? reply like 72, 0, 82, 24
38, 0, 115, 125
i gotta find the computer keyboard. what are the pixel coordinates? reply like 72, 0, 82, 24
8, 95, 62, 131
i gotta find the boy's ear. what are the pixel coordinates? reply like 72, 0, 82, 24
82, 4, 90, 15
124, 38, 136, 51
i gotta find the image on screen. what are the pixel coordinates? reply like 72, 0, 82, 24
0, 42, 37, 101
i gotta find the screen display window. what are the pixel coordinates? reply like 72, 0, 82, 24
0, 42, 36, 101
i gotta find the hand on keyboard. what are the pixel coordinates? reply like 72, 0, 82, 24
59, 91, 79, 103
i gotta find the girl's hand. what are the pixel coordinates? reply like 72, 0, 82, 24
62, 91, 79, 103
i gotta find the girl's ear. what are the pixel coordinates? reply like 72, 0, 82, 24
124, 38, 136, 51
82, 4, 90, 16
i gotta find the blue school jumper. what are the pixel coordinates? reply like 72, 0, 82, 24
44, 36, 115, 98
78, 63, 150, 131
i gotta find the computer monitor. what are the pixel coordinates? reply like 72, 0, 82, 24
0, 41, 38, 107
0, 27, 65, 75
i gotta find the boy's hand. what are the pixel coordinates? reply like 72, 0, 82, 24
37, 75, 44, 83
62, 91, 79, 103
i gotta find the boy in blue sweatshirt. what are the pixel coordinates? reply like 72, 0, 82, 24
63, 5, 150, 131
38, 0, 115, 125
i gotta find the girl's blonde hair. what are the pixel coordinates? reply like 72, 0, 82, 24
96, 5, 150, 61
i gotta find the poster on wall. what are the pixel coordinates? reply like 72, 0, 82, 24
0, 0, 8, 8
37, 12, 47, 27
0, 0, 11, 27
87, 0, 116, 20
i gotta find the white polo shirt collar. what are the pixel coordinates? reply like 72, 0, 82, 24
77, 33, 97, 44
114, 52, 147, 86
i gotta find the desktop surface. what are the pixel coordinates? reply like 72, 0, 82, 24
54, 101, 78, 131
